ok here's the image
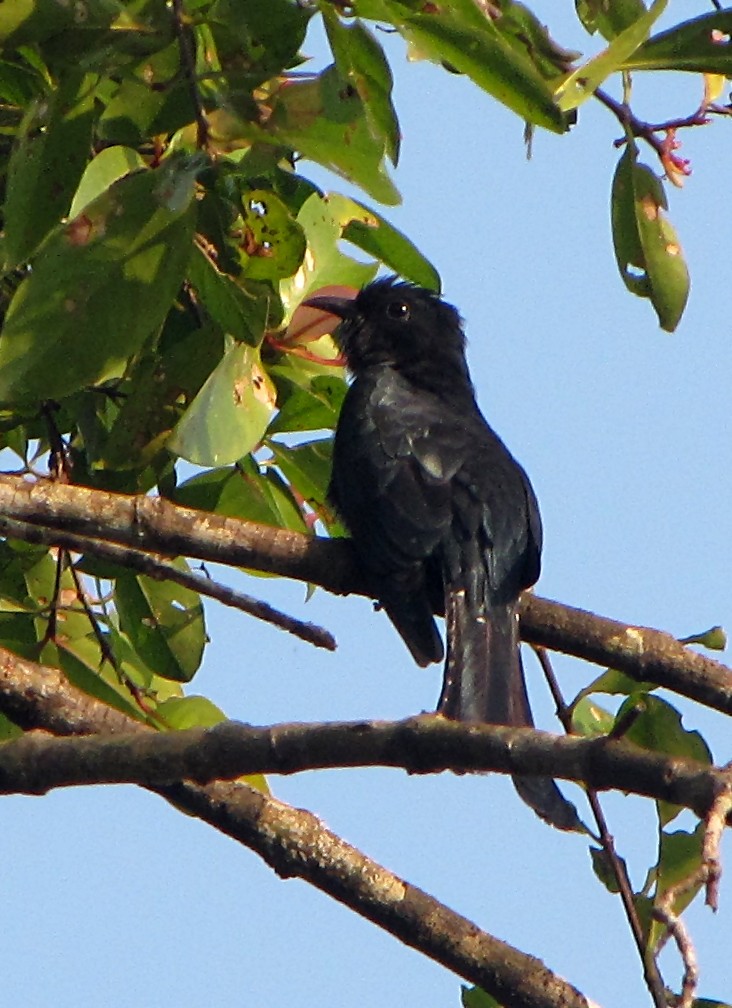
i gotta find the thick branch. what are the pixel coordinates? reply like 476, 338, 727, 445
0, 714, 726, 823
0, 646, 590, 1008
0, 476, 729, 715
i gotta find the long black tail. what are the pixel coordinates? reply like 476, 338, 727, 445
438, 587, 583, 832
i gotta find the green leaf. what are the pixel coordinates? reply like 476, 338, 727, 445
96, 42, 188, 146
168, 341, 277, 466
0, 712, 23, 742
59, 644, 148, 723
461, 986, 501, 1008
280, 193, 377, 317
570, 696, 615, 736
238, 189, 307, 281
115, 562, 206, 683
618, 695, 711, 825
0, 158, 200, 404
68, 145, 146, 219
367, 0, 569, 133
646, 823, 706, 948
679, 625, 727, 651
610, 146, 689, 332
156, 695, 227, 730
323, 11, 400, 162
267, 65, 400, 205
175, 459, 308, 532
268, 373, 347, 435
268, 438, 334, 516
4, 72, 97, 266
626, 12, 732, 74
327, 193, 441, 290
590, 845, 629, 894
575, 0, 649, 41
187, 244, 268, 347
556, 0, 667, 111
574, 666, 657, 702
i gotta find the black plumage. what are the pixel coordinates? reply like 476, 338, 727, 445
305, 277, 579, 828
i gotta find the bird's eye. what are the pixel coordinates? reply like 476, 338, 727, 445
386, 300, 410, 322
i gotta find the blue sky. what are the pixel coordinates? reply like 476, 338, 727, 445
2, 5, 731, 1007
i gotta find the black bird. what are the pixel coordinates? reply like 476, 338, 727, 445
305, 278, 579, 828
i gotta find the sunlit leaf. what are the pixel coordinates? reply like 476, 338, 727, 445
168, 341, 276, 467
280, 193, 377, 319
556, 0, 667, 111
327, 193, 440, 290
68, 145, 146, 219
267, 65, 400, 205
678, 625, 727, 651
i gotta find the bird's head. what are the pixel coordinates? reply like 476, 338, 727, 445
304, 277, 470, 386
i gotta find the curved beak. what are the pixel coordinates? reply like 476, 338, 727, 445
302, 294, 357, 320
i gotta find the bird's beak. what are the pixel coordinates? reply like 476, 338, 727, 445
302, 294, 357, 320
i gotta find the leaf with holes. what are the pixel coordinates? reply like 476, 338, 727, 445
115, 563, 206, 684
237, 189, 306, 281
611, 146, 689, 332
168, 341, 276, 467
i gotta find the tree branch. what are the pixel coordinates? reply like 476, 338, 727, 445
0, 648, 726, 818
0, 475, 729, 715
0, 646, 592, 1008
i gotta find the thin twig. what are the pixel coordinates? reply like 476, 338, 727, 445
533, 646, 668, 1008
0, 515, 336, 652
172, 0, 210, 150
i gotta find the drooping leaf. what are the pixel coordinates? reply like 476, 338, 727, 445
0, 157, 200, 404
323, 10, 400, 163
174, 459, 308, 532
168, 341, 277, 466
610, 145, 689, 332
268, 438, 334, 517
